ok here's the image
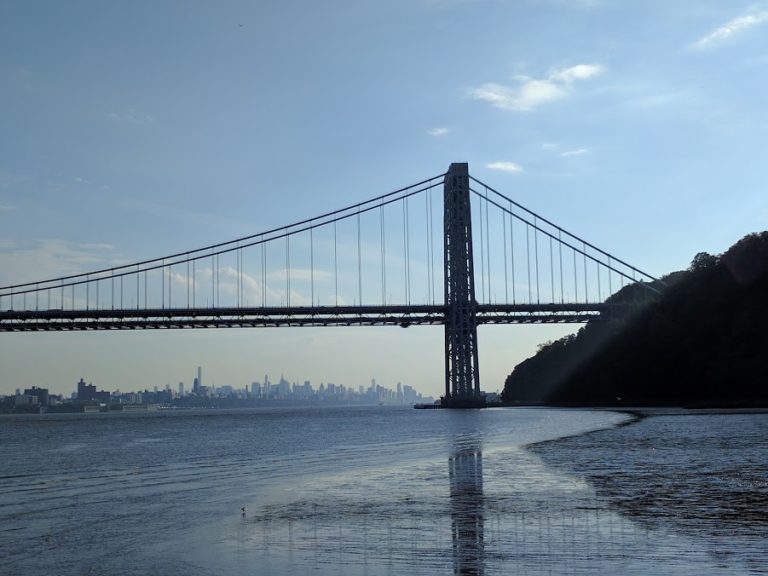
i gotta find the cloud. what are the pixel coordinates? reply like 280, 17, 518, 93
486, 161, 524, 173
690, 9, 768, 50
0, 240, 117, 287
427, 127, 450, 137
560, 148, 588, 157
0, 203, 13, 212
80, 243, 115, 250
108, 108, 154, 124
469, 64, 603, 111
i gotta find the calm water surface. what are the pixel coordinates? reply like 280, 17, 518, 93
0, 406, 765, 575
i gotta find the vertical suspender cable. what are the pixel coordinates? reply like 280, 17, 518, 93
573, 250, 578, 302
485, 187, 491, 302
402, 199, 408, 304
510, 206, 516, 304
608, 256, 612, 296
380, 205, 386, 305
286, 235, 290, 308
479, 196, 485, 302
262, 243, 267, 307
583, 243, 588, 303
549, 236, 555, 304
406, 197, 411, 304
334, 220, 338, 307
240, 248, 243, 307
357, 211, 362, 306
526, 224, 532, 304
429, 188, 435, 304
559, 231, 564, 304
534, 217, 540, 304
310, 226, 315, 307
503, 212, 508, 303
597, 261, 602, 302
425, 191, 431, 304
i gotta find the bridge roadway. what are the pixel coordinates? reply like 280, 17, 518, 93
0, 303, 624, 331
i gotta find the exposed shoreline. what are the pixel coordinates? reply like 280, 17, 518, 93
522, 405, 768, 450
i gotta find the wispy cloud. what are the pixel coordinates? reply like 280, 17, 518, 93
427, 127, 450, 137
0, 240, 117, 286
560, 148, 588, 157
469, 64, 603, 111
108, 108, 154, 124
690, 9, 768, 50
0, 203, 13, 212
486, 161, 524, 173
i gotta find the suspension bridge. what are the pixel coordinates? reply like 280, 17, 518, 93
0, 163, 660, 407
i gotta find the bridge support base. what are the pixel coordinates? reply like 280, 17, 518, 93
440, 396, 486, 409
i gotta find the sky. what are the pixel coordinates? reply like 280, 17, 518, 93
1, 0, 767, 398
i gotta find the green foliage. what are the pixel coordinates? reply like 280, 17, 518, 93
690, 251, 718, 271
501, 231, 768, 407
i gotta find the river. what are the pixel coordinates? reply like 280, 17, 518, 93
0, 406, 765, 575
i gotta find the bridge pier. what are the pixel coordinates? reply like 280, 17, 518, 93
442, 163, 485, 409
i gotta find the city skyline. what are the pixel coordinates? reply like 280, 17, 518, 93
6, 366, 433, 402
4, 368, 436, 412
3, 1, 768, 397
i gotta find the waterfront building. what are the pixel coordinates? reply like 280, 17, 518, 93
23, 386, 49, 406
77, 378, 96, 401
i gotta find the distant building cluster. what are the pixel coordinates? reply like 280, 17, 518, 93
249, 375, 427, 405
0, 366, 434, 413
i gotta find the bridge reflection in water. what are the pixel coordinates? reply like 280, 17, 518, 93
222, 433, 678, 576
449, 436, 485, 575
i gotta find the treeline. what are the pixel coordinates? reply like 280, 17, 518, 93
502, 232, 768, 407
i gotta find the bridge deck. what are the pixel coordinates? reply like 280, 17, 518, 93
0, 303, 621, 331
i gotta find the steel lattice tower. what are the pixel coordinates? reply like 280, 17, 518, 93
443, 163, 484, 408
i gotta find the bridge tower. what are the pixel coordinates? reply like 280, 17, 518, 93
442, 163, 484, 408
